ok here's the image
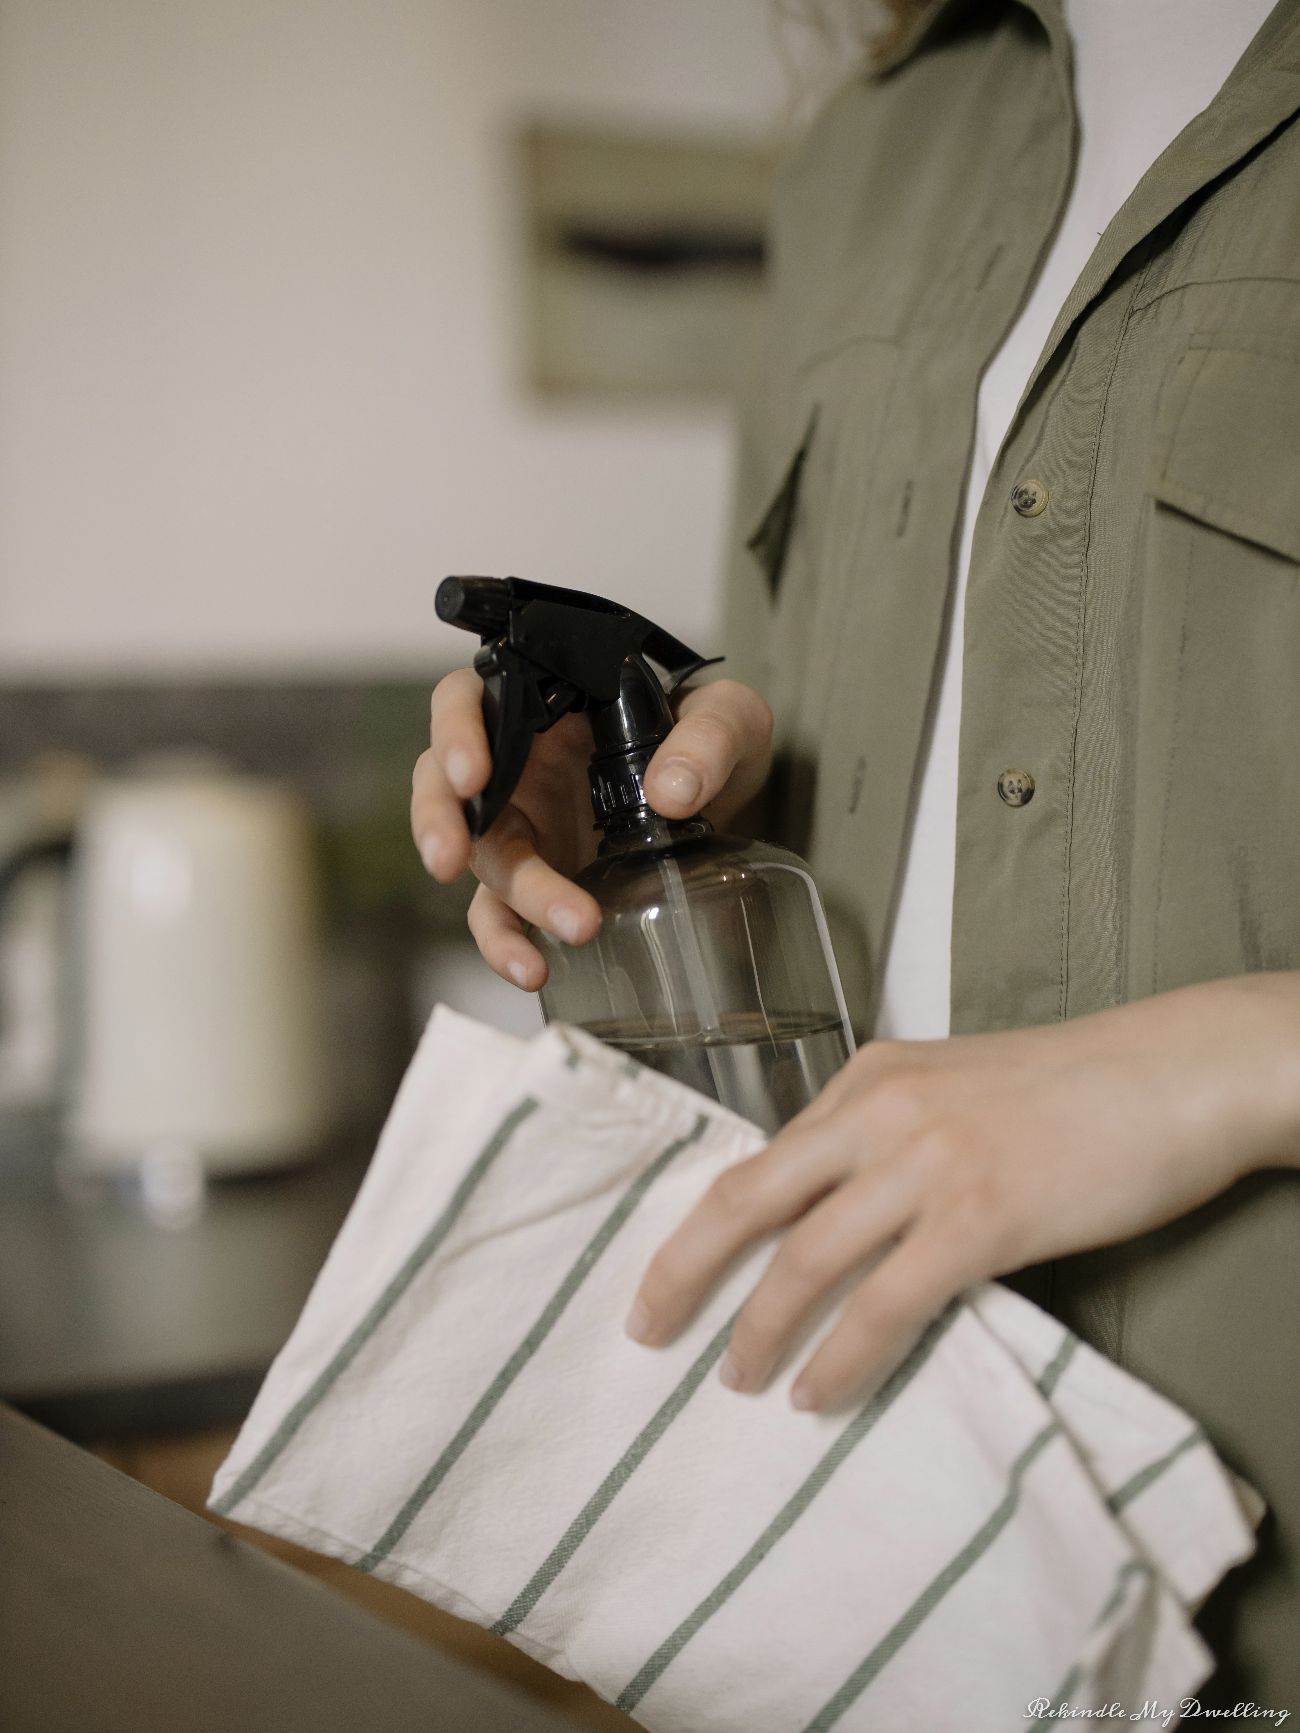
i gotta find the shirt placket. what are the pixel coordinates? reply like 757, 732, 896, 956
950, 276, 1141, 1036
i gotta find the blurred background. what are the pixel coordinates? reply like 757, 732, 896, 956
0, 1, 867, 1723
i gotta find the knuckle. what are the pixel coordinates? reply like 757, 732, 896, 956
949, 1155, 999, 1219
772, 1232, 825, 1292
729, 1305, 782, 1364
854, 1036, 906, 1074
706, 1162, 757, 1219
710, 678, 771, 730
906, 1129, 970, 1209
864, 1067, 932, 1131
682, 709, 740, 769
740, 684, 776, 745
863, 1266, 932, 1334
799, 1062, 856, 1122
849, 1040, 917, 1093
912, 1119, 961, 1166
928, 1156, 1006, 1258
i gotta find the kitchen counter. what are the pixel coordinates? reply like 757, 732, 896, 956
0, 1119, 366, 1441
0, 1402, 579, 1733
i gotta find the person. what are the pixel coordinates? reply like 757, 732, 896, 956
412, 0, 1300, 1709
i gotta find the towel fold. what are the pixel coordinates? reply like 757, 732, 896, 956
211, 1007, 1257, 1732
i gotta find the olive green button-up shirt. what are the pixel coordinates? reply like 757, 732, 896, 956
727, 0, 1300, 1704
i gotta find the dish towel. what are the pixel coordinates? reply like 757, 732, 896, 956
211, 1007, 1257, 1732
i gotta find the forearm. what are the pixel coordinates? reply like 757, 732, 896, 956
1168, 970, 1300, 1176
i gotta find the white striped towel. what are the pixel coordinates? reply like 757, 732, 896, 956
210, 1006, 1258, 1732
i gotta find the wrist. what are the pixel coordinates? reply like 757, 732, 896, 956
1186, 973, 1300, 1176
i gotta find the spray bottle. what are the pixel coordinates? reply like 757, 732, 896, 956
436, 575, 854, 1132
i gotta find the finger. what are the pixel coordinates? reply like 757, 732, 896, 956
466, 884, 548, 990
643, 680, 773, 818
430, 668, 494, 797
789, 1227, 964, 1413
471, 803, 601, 945
625, 1122, 851, 1347
411, 746, 474, 882
719, 1162, 920, 1394
411, 670, 493, 880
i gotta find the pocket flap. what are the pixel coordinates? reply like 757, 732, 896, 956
1149, 336, 1300, 564
745, 407, 819, 598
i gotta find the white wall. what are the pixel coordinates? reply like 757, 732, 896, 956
0, 0, 788, 677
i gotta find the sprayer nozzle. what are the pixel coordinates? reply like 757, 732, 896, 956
436, 576, 512, 637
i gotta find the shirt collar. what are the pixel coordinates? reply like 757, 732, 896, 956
867, 0, 1064, 78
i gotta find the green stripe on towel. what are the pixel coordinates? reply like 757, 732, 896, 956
211, 1095, 540, 1518
1034, 1331, 1078, 1400
1107, 1427, 1205, 1513
615, 1300, 962, 1716
799, 1419, 1062, 1733
1028, 1558, 1154, 1732
493, 1313, 739, 1637
355, 1111, 712, 1573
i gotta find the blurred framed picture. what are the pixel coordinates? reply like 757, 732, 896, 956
518, 122, 775, 399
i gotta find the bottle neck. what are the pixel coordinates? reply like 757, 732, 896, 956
586, 653, 710, 853
596, 805, 712, 857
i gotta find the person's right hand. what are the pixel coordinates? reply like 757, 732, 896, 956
410, 672, 774, 992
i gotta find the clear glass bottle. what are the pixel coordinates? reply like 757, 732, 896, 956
434, 573, 855, 1132
536, 810, 853, 1133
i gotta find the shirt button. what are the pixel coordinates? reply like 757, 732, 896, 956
1010, 479, 1049, 517
997, 768, 1035, 807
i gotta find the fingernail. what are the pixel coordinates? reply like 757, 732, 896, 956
654, 762, 702, 809
548, 905, 583, 944
507, 959, 530, 989
625, 1301, 654, 1343
790, 1380, 818, 1412
420, 833, 445, 876
445, 748, 474, 795
718, 1353, 746, 1392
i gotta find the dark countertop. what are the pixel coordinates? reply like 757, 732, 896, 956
0, 1402, 578, 1733
0, 1118, 366, 1441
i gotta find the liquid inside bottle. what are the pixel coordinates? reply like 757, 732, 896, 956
582, 1011, 851, 1136
536, 814, 854, 1133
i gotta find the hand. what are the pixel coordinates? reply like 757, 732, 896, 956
410, 672, 773, 991
627, 973, 1300, 1411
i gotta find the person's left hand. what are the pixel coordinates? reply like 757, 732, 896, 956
625, 973, 1300, 1411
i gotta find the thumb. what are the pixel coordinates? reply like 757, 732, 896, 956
643, 680, 773, 820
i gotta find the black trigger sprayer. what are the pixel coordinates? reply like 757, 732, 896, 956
434, 574, 720, 839
435, 574, 854, 1132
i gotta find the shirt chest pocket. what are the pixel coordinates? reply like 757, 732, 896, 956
1148, 333, 1300, 567
1136, 331, 1300, 994
742, 337, 901, 727
747, 336, 900, 589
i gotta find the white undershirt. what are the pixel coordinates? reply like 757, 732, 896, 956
873, 0, 1276, 1041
